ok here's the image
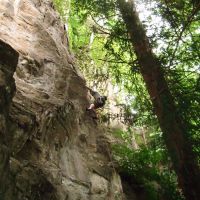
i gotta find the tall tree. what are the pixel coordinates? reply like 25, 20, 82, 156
117, 0, 200, 199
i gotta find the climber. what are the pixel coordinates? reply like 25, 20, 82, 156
86, 88, 107, 111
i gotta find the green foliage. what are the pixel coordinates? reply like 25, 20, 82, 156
68, 0, 159, 128
53, 0, 70, 19
152, 0, 200, 159
53, 0, 200, 130
53, 0, 156, 127
112, 144, 184, 200
53, 0, 199, 197
111, 127, 183, 199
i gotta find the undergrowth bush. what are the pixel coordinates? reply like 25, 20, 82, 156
112, 144, 184, 200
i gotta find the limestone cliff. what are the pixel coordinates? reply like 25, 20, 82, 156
0, 0, 123, 199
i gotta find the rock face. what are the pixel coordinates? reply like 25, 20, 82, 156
0, 0, 123, 199
0, 40, 19, 200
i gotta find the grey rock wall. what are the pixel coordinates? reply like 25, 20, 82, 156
0, 0, 123, 199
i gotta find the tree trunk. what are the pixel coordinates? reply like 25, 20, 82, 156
117, 0, 200, 199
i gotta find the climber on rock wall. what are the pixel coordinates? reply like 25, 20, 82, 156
86, 88, 107, 119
